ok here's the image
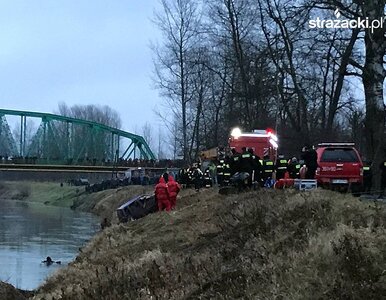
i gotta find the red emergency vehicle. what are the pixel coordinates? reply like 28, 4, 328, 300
315, 143, 363, 189
228, 128, 278, 160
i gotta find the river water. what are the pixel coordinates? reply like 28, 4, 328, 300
0, 199, 100, 290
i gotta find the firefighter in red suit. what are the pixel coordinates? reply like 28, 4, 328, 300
155, 177, 171, 211
167, 175, 181, 209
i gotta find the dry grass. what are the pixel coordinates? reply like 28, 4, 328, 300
29, 188, 386, 299
0, 181, 32, 200
0, 181, 78, 205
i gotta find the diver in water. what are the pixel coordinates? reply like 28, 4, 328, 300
42, 256, 61, 266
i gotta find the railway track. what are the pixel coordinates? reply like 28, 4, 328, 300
0, 164, 170, 173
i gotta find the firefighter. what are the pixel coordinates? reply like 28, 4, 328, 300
167, 175, 181, 209
248, 148, 261, 185
217, 157, 225, 186
193, 166, 203, 191
178, 167, 188, 186
239, 147, 253, 187
287, 157, 301, 179
187, 166, 194, 187
362, 161, 372, 193
230, 148, 241, 175
223, 156, 232, 186
301, 145, 318, 179
275, 154, 288, 180
183, 166, 191, 187
262, 155, 275, 186
240, 147, 252, 172
155, 177, 171, 211
258, 157, 264, 185
203, 167, 212, 187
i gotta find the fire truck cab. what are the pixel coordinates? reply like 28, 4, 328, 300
228, 128, 278, 160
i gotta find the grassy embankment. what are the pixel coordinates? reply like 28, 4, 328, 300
2, 181, 386, 299
26, 187, 386, 300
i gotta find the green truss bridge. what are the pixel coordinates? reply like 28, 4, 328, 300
0, 109, 155, 165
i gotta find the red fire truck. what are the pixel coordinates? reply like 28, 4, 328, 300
200, 128, 278, 161
228, 128, 278, 160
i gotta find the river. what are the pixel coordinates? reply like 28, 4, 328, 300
0, 198, 100, 291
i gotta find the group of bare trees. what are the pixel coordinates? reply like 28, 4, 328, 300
54, 102, 123, 161
56, 102, 122, 129
153, 0, 385, 169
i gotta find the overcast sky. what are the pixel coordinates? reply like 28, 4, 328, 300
0, 0, 163, 134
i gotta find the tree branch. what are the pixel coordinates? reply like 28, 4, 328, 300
348, 58, 364, 71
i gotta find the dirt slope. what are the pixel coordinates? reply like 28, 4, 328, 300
31, 188, 386, 299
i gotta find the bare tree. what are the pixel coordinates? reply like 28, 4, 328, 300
55, 102, 122, 161
258, 0, 312, 140
304, 24, 361, 138
206, 0, 270, 130
12, 119, 37, 155
308, 0, 385, 187
141, 122, 155, 151
57, 102, 121, 129
152, 0, 201, 162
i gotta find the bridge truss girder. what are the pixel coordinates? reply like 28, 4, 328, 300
0, 109, 155, 164
0, 115, 18, 157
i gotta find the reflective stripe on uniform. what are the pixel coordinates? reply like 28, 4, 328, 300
242, 154, 251, 158
363, 166, 370, 171
280, 160, 287, 164
266, 162, 274, 166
